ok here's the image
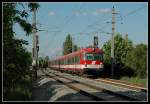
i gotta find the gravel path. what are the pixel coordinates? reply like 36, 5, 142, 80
31, 69, 94, 101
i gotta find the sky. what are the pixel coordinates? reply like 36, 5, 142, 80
13, 2, 148, 59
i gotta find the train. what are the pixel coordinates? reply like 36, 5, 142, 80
48, 47, 104, 76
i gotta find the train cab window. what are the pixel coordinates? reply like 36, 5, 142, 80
85, 53, 103, 61
86, 54, 93, 60
93, 54, 103, 61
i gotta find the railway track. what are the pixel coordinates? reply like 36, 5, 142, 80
94, 78, 147, 93
51, 68, 147, 93
42, 69, 144, 101
57, 68, 147, 93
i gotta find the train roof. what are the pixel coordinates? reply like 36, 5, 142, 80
52, 47, 103, 61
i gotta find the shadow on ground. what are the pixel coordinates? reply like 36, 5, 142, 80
31, 75, 147, 101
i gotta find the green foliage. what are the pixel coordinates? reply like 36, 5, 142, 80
121, 77, 147, 87
4, 76, 32, 101
125, 44, 147, 78
73, 45, 78, 52
102, 33, 133, 65
63, 34, 73, 55
28, 3, 40, 11
14, 16, 32, 35
39, 56, 49, 68
3, 3, 36, 100
62, 34, 80, 55
102, 33, 147, 78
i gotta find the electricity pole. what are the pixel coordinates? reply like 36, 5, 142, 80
111, 6, 117, 79
32, 8, 38, 81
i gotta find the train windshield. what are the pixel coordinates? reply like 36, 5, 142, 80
86, 53, 103, 61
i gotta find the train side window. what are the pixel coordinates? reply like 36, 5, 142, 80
69, 57, 71, 64
61, 60, 63, 65
67, 58, 69, 64
71, 57, 73, 64
68, 58, 70, 64
64, 59, 66, 64
69, 57, 72, 64
72, 56, 75, 64
70, 57, 72, 64
59, 60, 61, 65
65, 59, 67, 64
75, 56, 77, 64
75, 55, 79, 64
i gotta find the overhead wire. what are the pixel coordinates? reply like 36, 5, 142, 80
44, 3, 85, 57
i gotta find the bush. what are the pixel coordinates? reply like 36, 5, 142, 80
3, 76, 32, 101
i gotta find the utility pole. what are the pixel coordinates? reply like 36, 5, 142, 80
111, 6, 117, 79
32, 8, 38, 81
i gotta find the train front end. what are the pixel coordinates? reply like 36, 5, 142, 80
81, 48, 104, 75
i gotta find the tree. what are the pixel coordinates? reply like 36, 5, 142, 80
62, 34, 73, 55
125, 44, 147, 78
3, 3, 32, 86
28, 3, 40, 12
73, 45, 78, 52
102, 33, 147, 78
102, 33, 134, 77
102, 33, 133, 65
39, 56, 49, 68
3, 3, 37, 100
45, 56, 49, 68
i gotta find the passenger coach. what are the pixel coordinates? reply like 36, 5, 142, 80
48, 47, 104, 75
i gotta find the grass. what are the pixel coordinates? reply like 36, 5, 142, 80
3, 75, 32, 101
120, 76, 147, 87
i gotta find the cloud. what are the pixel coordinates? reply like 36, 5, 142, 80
74, 8, 111, 16
75, 11, 87, 16
48, 11, 55, 16
93, 8, 111, 16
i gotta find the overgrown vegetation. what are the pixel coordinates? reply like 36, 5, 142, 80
3, 3, 39, 101
102, 33, 147, 85
39, 56, 49, 68
121, 77, 147, 87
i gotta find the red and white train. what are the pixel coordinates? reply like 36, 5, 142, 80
48, 47, 104, 76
